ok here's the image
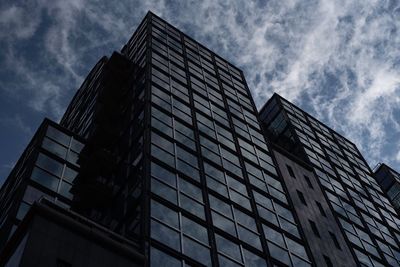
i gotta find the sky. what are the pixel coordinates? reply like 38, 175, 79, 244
0, 0, 399, 184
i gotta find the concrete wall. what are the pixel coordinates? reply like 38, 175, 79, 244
273, 150, 356, 267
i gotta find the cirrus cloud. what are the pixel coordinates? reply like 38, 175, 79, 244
0, 0, 400, 184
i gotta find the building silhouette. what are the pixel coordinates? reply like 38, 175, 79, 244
1, 11, 400, 267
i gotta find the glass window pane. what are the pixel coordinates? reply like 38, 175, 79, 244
268, 242, 290, 266
151, 200, 179, 228
151, 162, 176, 187
209, 195, 232, 218
212, 211, 237, 236
238, 226, 261, 250
150, 247, 181, 267
218, 254, 242, 267
286, 237, 308, 259
182, 216, 208, 244
183, 236, 211, 266
66, 151, 79, 166
70, 139, 84, 152
63, 167, 78, 183
176, 146, 198, 167
152, 178, 178, 205
180, 194, 204, 219
42, 138, 67, 159
152, 132, 174, 153
151, 145, 175, 166
151, 220, 180, 251
59, 181, 73, 199
263, 224, 285, 247
176, 160, 200, 181
31, 167, 60, 191
179, 178, 202, 200
36, 153, 63, 177
46, 126, 70, 147
243, 248, 268, 267
215, 234, 242, 263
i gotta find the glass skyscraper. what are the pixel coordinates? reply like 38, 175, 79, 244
1, 11, 400, 267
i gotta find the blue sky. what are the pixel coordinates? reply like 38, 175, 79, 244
0, 0, 399, 184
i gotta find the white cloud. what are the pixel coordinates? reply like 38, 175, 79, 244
0, 5, 41, 39
1, 0, 400, 170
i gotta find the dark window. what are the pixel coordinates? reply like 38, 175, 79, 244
297, 190, 307, 206
309, 220, 320, 238
316, 201, 327, 217
304, 175, 313, 189
323, 255, 333, 267
286, 165, 295, 178
329, 231, 341, 250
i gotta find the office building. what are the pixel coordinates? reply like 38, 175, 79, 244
374, 164, 400, 212
1, 11, 400, 267
0, 119, 84, 250
260, 93, 400, 266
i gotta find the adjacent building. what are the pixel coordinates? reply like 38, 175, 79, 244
0, 119, 84, 251
260, 93, 400, 266
1, 11, 400, 267
374, 164, 400, 212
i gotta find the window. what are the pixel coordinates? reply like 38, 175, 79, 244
329, 231, 341, 250
339, 218, 380, 258
263, 224, 311, 266
36, 153, 63, 177
316, 201, 327, 217
47, 126, 70, 147
151, 163, 205, 219
253, 190, 300, 237
287, 165, 295, 178
150, 246, 181, 267
309, 220, 320, 238
151, 200, 211, 265
42, 137, 68, 159
31, 167, 60, 191
215, 234, 243, 265
297, 190, 307, 206
304, 175, 313, 189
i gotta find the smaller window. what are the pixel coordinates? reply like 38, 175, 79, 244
286, 165, 295, 178
303, 175, 313, 189
316, 201, 327, 217
329, 231, 341, 250
297, 190, 307, 206
309, 220, 320, 238
323, 255, 333, 267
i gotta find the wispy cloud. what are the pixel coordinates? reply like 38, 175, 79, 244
0, 114, 32, 135
0, 0, 399, 170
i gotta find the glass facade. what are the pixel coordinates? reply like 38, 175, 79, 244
145, 14, 312, 266
2, 11, 400, 267
374, 164, 400, 214
0, 120, 83, 251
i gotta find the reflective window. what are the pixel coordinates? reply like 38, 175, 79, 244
263, 224, 311, 266
150, 199, 210, 265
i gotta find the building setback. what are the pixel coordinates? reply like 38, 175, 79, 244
1, 11, 400, 267
374, 164, 400, 213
